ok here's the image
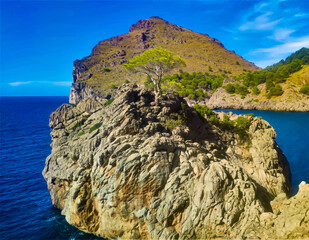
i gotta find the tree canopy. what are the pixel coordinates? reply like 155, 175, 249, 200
124, 47, 185, 100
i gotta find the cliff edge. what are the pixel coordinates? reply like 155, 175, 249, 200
43, 85, 309, 239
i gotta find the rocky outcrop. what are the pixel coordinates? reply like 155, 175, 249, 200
44, 84, 309, 239
252, 181, 309, 239
206, 87, 309, 112
69, 82, 98, 105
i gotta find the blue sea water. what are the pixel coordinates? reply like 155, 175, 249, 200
0, 97, 308, 239
0, 97, 101, 240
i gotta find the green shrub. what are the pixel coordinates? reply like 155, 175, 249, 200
73, 122, 83, 130
245, 113, 255, 117
220, 114, 235, 130
235, 116, 251, 129
77, 130, 85, 136
163, 114, 185, 130
267, 85, 284, 98
73, 119, 86, 131
162, 70, 223, 100
234, 84, 249, 97
299, 85, 309, 95
188, 93, 195, 100
89, 122, 102, 133
103, 68, 111, 72
252, 86, 260, 95
163, 103, 187, 130
225, 83, 235, 94
71, 154, 78, 161
234, 116, 251, 141
194, 104, 216, 120
105, 98, 115, 106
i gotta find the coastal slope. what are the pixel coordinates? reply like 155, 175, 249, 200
205, 54, 309, 112
44, 85, 309, 239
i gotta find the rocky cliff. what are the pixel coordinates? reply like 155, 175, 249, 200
44, 84, 309, 239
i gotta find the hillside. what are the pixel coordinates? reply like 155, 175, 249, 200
202, 48, 309, 111
70, 16, 259, 103
288, 64, 309, 85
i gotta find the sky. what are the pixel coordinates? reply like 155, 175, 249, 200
1, 0, 309, 96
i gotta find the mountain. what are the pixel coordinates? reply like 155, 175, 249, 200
44, 84, 309, 239
69, 16, 259, 104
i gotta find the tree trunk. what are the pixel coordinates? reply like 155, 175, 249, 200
154, 79, 161, 105
155, 91, 159, 105
156, 81, 161, 96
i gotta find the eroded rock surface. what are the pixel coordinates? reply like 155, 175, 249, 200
43, 84, 308, 239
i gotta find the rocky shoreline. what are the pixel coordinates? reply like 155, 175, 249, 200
44, 84, 309, 239
205, 87, 309, 112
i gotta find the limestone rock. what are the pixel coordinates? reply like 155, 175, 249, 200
43, 84, 307, 239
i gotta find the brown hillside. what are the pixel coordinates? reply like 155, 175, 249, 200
72, 16, 260, 92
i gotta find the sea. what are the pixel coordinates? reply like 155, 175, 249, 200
0, 96, 308, 239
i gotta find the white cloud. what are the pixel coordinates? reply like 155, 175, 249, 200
255, 2, 268, 12
239, 12, 281, 31
38, 81, 72, 86
253, 35, 309, 58
9, 81, 33, 86
272, 28, 295, 41
50, 81, 72, 86
294, 13, 309, 18
8, 81, 71, 87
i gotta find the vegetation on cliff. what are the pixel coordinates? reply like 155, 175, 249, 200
193, 104, 252, 142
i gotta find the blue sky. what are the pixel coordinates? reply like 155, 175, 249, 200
1, 0, 309, 96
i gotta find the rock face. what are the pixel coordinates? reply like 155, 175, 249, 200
43, 85, 308, 239
69, 82, 97, 105
257, 181, 309, 239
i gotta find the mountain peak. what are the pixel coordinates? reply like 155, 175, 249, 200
129, 16, 184, 32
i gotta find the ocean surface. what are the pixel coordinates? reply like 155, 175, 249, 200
0, 97, 101, 240
0, 97, 308, 239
